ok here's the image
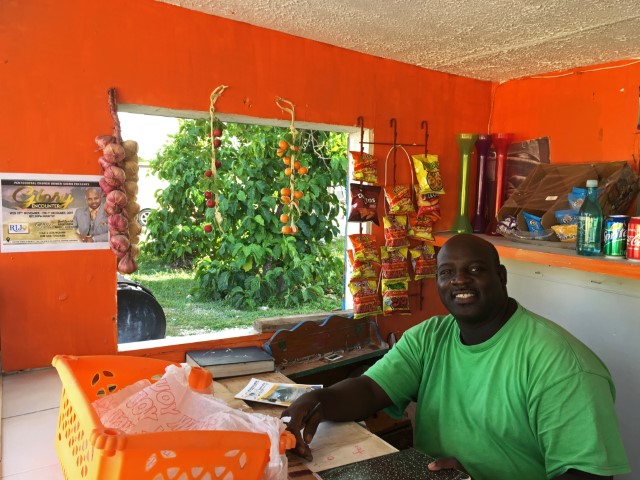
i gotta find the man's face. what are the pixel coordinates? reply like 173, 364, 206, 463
85, 190, 102, 210
436, 236, 507, 323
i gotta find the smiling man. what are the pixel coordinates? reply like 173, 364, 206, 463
282, 234, 629, 480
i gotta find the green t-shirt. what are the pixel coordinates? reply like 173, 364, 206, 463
364, 303, 630, 480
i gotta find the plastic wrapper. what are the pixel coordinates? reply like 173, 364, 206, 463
412, 154, 445, 195
349, 233, 381, 263
415, 186, 442, 221
383, 185, 415, 215
383, 215, 409, 249
93, 363, 288, 480
411, 243, 437, 280
347, 250, 380, 279
348, 183, 381, 225
348, 279, 382, 318
408, 216, 435, 243
381, 277, 410, 314
551, 224, 578, 242
350, 151, 378, 184
381, 246, 409, 279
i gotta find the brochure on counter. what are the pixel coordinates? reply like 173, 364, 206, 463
235, 378, 322, 407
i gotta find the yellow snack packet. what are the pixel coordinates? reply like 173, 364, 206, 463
412, 154, 445, 195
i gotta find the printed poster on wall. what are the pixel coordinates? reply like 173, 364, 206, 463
0, 173, 110, 252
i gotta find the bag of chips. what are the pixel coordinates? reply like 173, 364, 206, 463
347, 250, 381, 280
383, 185, 415, 215
350, 151, 378, 184
381, 246, 409, 279
349, 234, 381, 263
381, 277, 410, 315
412, 154, 445, 195
414, 186, 442, 221
408, 216, 435, 243
349, 279, 382, 319
383, 215, 409, 249
410, 243, 437, 280
348, 183, 381, 225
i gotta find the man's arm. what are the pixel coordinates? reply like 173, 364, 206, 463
281, 376, 393, 459
554, 471, 611, 480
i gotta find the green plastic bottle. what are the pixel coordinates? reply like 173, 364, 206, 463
576, 179, 603, 256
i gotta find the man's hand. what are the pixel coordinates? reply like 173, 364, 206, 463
428, 457, 469, 476
281, 392, 323, 461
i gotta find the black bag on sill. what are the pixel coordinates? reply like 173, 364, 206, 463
117, 274, 166, 344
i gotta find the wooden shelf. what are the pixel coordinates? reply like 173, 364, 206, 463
277, 345, 387, 380
434, 233, 640, 281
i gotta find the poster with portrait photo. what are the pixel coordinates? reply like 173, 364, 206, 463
0, 173, 110, 252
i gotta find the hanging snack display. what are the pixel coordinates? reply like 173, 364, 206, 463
276, 97, 308, 235
201, 85, 229, 233
349, 234, 381, 263
348, 183, 381, 225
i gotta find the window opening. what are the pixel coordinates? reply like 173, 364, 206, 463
117, 108, 366, 343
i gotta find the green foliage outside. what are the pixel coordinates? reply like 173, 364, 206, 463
143, 119, 348, 309
129, 253, 343, 336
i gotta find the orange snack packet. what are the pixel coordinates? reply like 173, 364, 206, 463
384, 185, 415, 215
349, 279, 382, 318
350, 151, 378, 184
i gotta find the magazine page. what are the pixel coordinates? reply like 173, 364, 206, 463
235, 378, 322, 407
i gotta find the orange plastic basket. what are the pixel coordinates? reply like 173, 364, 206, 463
52, 354, 276, 480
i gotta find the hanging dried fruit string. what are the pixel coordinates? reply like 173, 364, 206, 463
204, 84, 228, 233
276, 97, 308, 234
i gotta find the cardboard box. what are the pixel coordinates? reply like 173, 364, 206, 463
497, 161, 639, 241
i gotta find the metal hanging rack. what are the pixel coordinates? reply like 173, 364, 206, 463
355, 116, 430, 310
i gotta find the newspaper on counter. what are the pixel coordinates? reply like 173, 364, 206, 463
235, 378, 322, 407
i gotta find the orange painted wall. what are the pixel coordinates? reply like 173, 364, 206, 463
0, 0, 491, 371
490, 60, 640, 166
3, 2, 636, 372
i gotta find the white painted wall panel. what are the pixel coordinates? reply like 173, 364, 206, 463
503, 258, 640, 477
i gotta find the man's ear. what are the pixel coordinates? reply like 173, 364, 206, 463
498, 264, 507, 286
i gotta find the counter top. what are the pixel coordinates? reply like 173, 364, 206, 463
434, 233, 640, 280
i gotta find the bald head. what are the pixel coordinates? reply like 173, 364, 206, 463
437, 234, 500, 269
435, 234, 508, 324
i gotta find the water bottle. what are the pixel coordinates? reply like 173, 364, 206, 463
576, 179, 603, 256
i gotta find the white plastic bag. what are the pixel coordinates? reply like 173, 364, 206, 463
92, 364, 287, 480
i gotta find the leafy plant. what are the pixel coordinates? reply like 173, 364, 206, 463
143, 119, 348, 308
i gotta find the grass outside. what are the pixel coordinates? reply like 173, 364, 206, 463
128, 255, 344, 337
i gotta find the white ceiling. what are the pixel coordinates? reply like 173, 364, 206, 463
158, 0, 640, 82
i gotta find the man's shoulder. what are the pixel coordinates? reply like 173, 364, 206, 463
512, 304, 610, 377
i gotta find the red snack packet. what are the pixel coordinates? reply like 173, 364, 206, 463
415, 186, 442, 221
383, 215, 409, 249
348, 183, 381, 225
408, 216, 435, 243
382, 277, 410, 314
381, 246, 409, 279
384, 185, 415, 215
349, 279, 382, 319
411, 243, 437, 280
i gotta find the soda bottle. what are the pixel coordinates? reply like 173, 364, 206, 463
576, 179, 603, 256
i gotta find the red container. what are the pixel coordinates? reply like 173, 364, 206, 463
626, 217, 640, 261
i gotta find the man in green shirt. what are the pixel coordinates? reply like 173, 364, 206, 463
282, 234, 629, 479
